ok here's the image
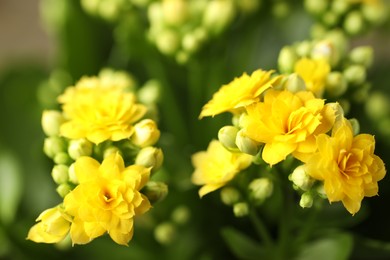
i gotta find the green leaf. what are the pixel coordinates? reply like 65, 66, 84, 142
296, 232, 353, 260
221, 226, 272, 260
0, 149, 23, 225
351, 236, 390, 259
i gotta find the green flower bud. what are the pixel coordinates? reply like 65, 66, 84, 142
344, 11, 365, 35
138, 80, 161, 105
148, 2, 163, 25
322, 11, 339, 27
218, 125, 239, 150
311, 40, 338, 65
53, 152, 72, 165
311, 23, 327, 39
235, 129, 260, 156
236, 0, 261, 14
327, 102, 345, 123
56, 183, 72, 198
323, 30, 348, 62
68, 163, 79, 185
220, 187, 241, 206
316, 184, 327, 199
304, 0, 328, 15
248, 178, 273, 204
155, 29, 180, 56
51, 164, 69, 184
154, 222, 176, 245
99, 68, 136, 91
171, 206, 190, 225
182, 32, 201, 53
283, 73, 306, 93
278, 46, 298, 73
202, 0, 235, 36
43, 136, 67, 159
349, 118, 360, 136
142, 181, 168, 204
343, 65, 366, 86
365, 92, 389, 121
349, 46, 373, 68
68, 139, 93, 160
132, 119, 161, 148
331, 0, 350, 15
325, 71, 348, 97
103, 146, 121, 159
295, 41, 312, 57
162, 0, 188, 25
135, 147, 164, 172
362, 3, 388, 25
289, 165, 314, 191
272, 2, 290, 18
299, 192, 313, 208
233, 202, 249, 217
41, 110, 64, 136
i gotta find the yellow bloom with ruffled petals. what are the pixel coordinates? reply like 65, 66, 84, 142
63, 153, 151, 245
243, 89, 335, 166
191, 140, 253, 197
27, 206, 71, 243
59, 76, 147, 144
305, 118, 386, 215
199, 69, 282, 118
294, 58, 331, 97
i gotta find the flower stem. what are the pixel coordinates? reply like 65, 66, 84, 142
249, 208, 273, 247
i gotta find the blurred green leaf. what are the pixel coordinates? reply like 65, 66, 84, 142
296, 232, 353, 260
351, 236, 390, 259
221, 226, 272, 260
0, 148, 23, 225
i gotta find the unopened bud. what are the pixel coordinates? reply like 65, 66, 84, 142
171, 206, 190, 225
135, 147, 164, 172
325, 71, 348, 97
53, 152, 72, 165
155, 30, 180, 56
278, 46, 298, 73
295, 41, 312, 57
235, 129, 260, 156
220, 187, 241, 206
162, 0, 188, 25
68, 139, 93, 160
248, 178, 273, 204
283, 73, 306, 93
344, 11, 365, 35
51, 165, 69, 184
349, 46, 373, 68
41, 110, 64, 136
132, 119, 160, 148
43, 136, 67, 158
343, 65, 366, 85
311, 40, 338, 65
322, 11, 339, 27
331, 0, 350, 15
323, 30, 348, 62
202, 0, 235, 36
304, 0, 328, 15
56, 183, 72, 198
349, 118, 360, 136
362, 3, 388, 25
138, 80, 161, 105
154, 222, 176, 245
218, 125, 239, 150
233, 202, 249, 217
143, 181, 168, 204
68, 163, 78, 185
327, 102, 344, 123
299, 192, 313, 208
316, 184, 327, 199
289, 165, 314, 191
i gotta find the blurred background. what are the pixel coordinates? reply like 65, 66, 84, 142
1, 0, 390, 259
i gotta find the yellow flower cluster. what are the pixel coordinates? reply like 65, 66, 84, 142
192, 67, 386, 215
28, 69, 166, 246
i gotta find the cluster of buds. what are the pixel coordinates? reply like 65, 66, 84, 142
304, 0, 388, 36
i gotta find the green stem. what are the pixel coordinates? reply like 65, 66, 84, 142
294, 200, 322, 247
249, 208, 273, 247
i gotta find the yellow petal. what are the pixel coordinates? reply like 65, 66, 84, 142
262, 142, 297, 166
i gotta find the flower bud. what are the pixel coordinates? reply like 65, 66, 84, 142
362, 3, 388, 25
162, 0, 188, 25
135, 147, 164, 172
155, 29, 180, 56
365, 92, 389, 121
51, 165, 69, 184
248, 178, 273, 204
349, 118, 360, 136
131, 119, 161, 148
138, 80, 161, 105
316, 184, 327, 199
323, 30, 348, 62
236, 0, 261, 14
322, 11, 339, 27
142, 181, 168, 204
349, 46, 373, 68
289, 165, 314, 191
299, 192, 313, 208
233, 202, 249, 217
171, 206, 190, 225
272, 2, 290, 18
182, 32, 201, 53
220, 187, 241, 206
68, 163, 78, 185
343, 65, 366, 86
278, 46, 298, 73
41, 110, 64, 136
56, 183, 72, 198
154, 222, 176, 245
311, 24, 327, 39
202, 0, 235, 36
331, 0, 350, 15
218, 125, 239, 150
295, 41, 312, 57
68, 139, 93, 160
43, 136, 67, 159
344, 11, 365, 35
311, 40, 338, 65
327, 102, 344, 123
304, 0, 328, 15
283, 73, 306, 93
235, 129, 260, 155
103, 146, 121, 159
53, 152, 72, 165
325, 71, 348, 97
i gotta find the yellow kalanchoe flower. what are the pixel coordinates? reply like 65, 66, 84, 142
199, 69, 282, 118
294, 57, 331, 97
243, 89, 335, 166
63, 153, 151, 245
59, 76, 147, 144
27, 206, 71, 243
305, 118, 386, 215
191, 140, 253, 197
